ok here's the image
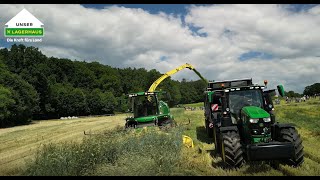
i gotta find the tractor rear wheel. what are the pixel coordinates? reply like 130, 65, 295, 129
279, 127, 304, 167
220, 131, 244, 168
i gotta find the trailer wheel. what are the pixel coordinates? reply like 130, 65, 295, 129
279, 127, 304, 167
220, 131, 244, 168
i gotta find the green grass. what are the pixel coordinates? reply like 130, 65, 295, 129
0, 115, 125, 175
23, 127, 189, 176
275, 101, 320, 134
2, 99, 320, 175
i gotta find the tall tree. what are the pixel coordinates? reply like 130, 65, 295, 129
304, 83, 320, 96
0, 61, 39, 126
0, 85, 15, 127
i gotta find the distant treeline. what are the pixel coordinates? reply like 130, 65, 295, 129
0, 44, 206, 127
284, 83, 320, 98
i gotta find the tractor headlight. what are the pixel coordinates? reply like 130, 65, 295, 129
263, 117, 271, 122
249, 118, 259, 123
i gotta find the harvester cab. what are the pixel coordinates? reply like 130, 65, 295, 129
204, 78, 303, 168
125, 91, 174, 129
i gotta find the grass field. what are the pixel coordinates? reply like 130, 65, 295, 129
182, 102, 203, 107
1, 99, 320, 176
0, 115, 127, 175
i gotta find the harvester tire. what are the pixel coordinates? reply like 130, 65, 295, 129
279, 127, 304, 167
125, 121, 137, 129
220, 131, 244, 168
159, 119, 175, 128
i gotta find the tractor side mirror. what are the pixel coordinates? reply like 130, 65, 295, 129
207, 91, 214, 103
277, 85, 285, 97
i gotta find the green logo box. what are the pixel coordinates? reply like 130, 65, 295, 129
4, 28, 44, 37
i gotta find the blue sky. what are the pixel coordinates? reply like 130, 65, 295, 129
81, 4, 318, 14
1, 4, 320, 93
81, 4, 191, 14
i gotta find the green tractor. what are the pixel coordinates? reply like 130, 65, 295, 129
204, 78, 304, 168
125, 91, 175, 129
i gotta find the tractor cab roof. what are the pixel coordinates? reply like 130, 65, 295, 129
207, 78, 265, 92
223, 85, 266, 93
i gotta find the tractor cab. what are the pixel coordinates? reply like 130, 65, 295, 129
228, 88, 264, 123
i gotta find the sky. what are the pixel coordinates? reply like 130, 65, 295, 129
0, 4, 319, 93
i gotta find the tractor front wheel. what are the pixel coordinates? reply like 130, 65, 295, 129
279, 127, 304, 167
220, 131, 244, 168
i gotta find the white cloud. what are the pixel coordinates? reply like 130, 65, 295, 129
309, 5, 320, 15
0, 4, 319, 93
185, 4, 320, 59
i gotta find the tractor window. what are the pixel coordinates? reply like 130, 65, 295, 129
212, 94, 222, 106
229, 90, 264, 117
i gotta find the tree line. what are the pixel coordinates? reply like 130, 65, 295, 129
303, 83, 320, 96
0, 44, 206, 127
284, 83, 320, 98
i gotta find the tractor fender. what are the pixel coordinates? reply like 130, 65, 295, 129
273, 123, 296, 129
272, 123, 296, 140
